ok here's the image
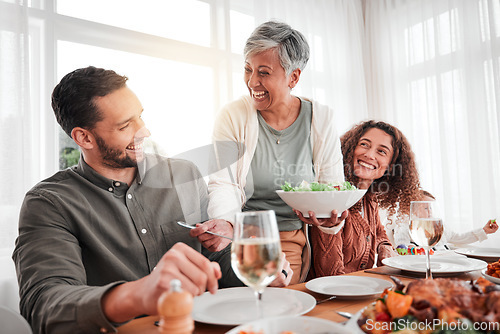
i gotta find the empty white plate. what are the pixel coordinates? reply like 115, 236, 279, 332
192, 287, 316, 326
454, 247, 500, 262
306, 275, 393, 299
382, 256, 487, 274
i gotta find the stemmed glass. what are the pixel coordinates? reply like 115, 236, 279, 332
231, 210, 282, 317
409, 201, 444, 279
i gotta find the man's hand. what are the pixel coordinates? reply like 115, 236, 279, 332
101, 242, 221, 322
294, 209, 349, 228
189, 219, 233, 252
269, 252, 292, 287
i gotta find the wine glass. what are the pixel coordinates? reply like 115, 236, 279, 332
409, 201, 444, 279
231, 210, 282, 316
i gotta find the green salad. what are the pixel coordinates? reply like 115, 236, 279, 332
281, 180, 357, 192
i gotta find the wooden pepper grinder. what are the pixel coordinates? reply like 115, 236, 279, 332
157, 279, 194, 334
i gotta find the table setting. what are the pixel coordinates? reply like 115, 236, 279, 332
118, 260, 495, 334
118, 195, 497, 334
118, 249, 495, 333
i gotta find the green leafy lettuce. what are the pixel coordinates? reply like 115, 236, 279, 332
281, 180, 357, 192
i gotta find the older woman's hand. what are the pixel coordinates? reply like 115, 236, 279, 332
269, 252, 292, 287
294, 209, 348, 228
189, 219, 233, 252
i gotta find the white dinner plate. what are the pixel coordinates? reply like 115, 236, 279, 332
226, 315, 352, 334
481, 269, 500, 284
305, 276, 393, 299
192, 287, 316, 326
454, 247, 500, 262
382, 255, 487, 274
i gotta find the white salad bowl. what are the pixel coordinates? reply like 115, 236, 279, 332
276, 189, 367, 218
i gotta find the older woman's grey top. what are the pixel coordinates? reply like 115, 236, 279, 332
244, 98, 314, 231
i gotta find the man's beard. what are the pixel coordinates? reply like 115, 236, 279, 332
94, 134, 138, 169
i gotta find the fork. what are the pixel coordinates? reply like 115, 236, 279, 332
177, 221, 233, 240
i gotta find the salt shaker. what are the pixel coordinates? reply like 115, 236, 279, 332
157, 279, 194, 334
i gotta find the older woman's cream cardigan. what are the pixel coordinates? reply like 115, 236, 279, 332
207, 95, 345, 282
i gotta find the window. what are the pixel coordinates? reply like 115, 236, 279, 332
57, 41, 215, 161
398, 0, 500, 227
56, 0, 211, 46
5, 0, 261, 169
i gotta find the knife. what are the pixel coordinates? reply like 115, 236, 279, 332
364, 268, 421, 280
177, 221, 233, 240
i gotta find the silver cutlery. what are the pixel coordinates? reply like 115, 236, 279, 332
335, 311, 352, 319
316, 295, 336, 304
177, 221, 233, 240
364, 268, 420, 280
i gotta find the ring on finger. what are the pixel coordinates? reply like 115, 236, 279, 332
281, 269, 288, 279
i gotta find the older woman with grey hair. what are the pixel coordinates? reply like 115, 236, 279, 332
190, 21, 347, 284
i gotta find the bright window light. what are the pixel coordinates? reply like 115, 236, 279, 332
230, 10, 255, 54
232, 71, 247, 98
57, 0, 211, 47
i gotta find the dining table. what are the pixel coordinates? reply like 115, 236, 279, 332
117, 263, 482, 334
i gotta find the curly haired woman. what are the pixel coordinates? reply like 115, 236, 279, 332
297, 120, 423, 277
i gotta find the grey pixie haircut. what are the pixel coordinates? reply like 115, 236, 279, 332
244, 21, 310, 76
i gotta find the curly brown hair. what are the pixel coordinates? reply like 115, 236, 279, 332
341, 120, 423, 222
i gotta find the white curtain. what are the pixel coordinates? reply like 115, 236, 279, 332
251, 0, 368, 133
364, 0, 500, 242
0, 0, 34, 311
0, 2, 33, 253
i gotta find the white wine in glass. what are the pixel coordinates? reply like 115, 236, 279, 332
231, 210, 282, 315
409, 201, 444, 279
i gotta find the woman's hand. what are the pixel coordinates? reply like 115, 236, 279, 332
483, 219, 498, 234
377, 244, 398, 263
294, 209, 349, 228
189, 219, 233, 252
269, 252, 292, 287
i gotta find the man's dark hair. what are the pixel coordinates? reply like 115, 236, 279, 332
52, 66, 128, 137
